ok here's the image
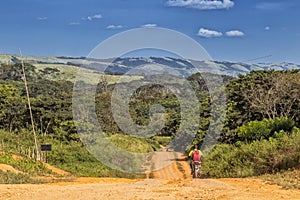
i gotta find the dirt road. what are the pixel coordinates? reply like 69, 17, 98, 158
1, 151, 300, 200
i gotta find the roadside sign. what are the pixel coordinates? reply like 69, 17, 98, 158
41, 144, 52, 151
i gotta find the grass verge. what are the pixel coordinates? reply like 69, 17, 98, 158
260, 168, 300, 189
0, 171, 45, 184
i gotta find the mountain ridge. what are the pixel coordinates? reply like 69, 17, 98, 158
0, 54, 299, 77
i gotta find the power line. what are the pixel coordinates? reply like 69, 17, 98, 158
242, 55, 272, 63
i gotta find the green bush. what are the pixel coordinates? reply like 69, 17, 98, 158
203, 129, 300, 178
272, 117, 295, 134
237, 117, 296, 142
237, 119, 271, 142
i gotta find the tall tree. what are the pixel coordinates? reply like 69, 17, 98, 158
226, 70, 300, 130
0, 83, 26, 132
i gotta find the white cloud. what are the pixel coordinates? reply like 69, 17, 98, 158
142, 24, 158, 28
37, 17, 47, 20
225, 30, 245, 37
83, 14, 102, 21
197, 28, 222, 38
265, 26, 270, 31
166, 0, 234, 10
106, 25, 123, 30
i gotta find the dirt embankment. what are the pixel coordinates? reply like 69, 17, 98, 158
0, 164, 23, 174
1, 151, 300, 200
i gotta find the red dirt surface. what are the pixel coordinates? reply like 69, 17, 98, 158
1, 151, 300, 200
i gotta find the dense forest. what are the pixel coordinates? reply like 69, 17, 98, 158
0, 62, 300, 179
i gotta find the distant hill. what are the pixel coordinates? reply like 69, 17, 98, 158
1, 54, 299, 77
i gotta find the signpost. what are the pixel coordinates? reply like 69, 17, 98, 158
41, 144, 52, 151
40, 144, 52, 162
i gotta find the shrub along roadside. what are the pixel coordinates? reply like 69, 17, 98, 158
202, 128, 300, 178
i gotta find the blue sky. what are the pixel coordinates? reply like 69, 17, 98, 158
0, 0, 299, 63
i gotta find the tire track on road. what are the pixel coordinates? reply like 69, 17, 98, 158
151, 150, 190, 180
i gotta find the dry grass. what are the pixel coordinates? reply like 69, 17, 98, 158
260, 168, 300, 189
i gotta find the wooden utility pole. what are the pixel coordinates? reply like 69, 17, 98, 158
19, 49, 40, 161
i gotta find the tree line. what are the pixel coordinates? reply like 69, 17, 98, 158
0, 63, 299, 147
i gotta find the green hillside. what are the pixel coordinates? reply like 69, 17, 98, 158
0, 60, 299, 188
